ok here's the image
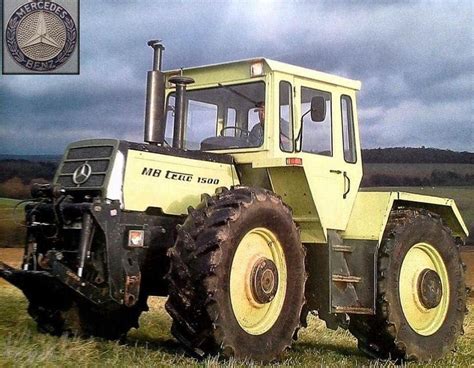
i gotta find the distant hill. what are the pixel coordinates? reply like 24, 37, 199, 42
0, 147, 472, 199
0, 154, 61, 162
1, 147, 472, 164
362, 147, 473, 164
0, 159, 57, 183
0, 159, 57, 198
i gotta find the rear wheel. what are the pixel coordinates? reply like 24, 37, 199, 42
349, 209, 467, 361
166, 186, 306, 361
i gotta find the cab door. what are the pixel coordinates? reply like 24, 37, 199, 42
294, 80, 362, 232
334, 90, 363, 227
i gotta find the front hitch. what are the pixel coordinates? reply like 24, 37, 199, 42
0, 260, 73, 310
0, 258, 109, 306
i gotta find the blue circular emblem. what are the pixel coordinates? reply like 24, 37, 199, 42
5, 1, 77, 72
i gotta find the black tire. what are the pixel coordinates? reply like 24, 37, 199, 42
349, 209, 467, 361
165, 186, 306, 362
29, 297, 146, 339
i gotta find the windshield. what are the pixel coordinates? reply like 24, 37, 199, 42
165, 81, 265, 150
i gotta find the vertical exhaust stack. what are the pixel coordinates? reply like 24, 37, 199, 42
169, 75, 194, 149
144, 40, 166, 145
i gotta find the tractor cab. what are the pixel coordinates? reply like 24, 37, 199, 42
161, 58, 363, 239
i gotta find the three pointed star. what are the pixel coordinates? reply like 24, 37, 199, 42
22, 11, 61, 49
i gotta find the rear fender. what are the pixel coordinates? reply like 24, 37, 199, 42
343, 191, 468, 243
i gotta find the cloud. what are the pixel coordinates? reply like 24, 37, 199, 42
361, 98, 473, 150
0, 0, 472, 154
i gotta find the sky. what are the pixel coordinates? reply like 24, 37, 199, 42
0, 0, 473, 155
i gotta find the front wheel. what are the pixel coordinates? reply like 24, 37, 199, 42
165, 186, 306, 362
349, 209, 467, 361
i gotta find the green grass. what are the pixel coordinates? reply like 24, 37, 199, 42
0, 283, 472, 368
0, 198, 26, 248
1, 188, 473, 366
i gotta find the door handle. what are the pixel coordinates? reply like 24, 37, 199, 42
343, 171, 351, 199
330, 169, 350, 199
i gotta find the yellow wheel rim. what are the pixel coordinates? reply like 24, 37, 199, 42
230, 227, 287, 335
399, 242, 449, 336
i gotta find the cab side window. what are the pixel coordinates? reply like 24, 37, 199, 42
301, 87, 332, 156
280, 81, 293, 152
341, 95, 356, 163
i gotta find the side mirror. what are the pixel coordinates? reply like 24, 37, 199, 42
310, 96, 326, 122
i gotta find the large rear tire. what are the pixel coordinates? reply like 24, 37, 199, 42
349, 209, 467, 361
165, 186, 306, 362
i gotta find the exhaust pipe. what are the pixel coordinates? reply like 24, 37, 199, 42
144, 40, 166, 145
169, 75, 194, 149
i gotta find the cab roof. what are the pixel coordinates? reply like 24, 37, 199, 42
165, 57, 361, 91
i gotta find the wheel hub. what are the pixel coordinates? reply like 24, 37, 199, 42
417, 268, 443, 309
230, 227, 287, 335
250, 258, 279, 304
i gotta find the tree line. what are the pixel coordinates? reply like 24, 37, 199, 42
0, 160, 56, 198
0, 147, 472, 199
362, 147, 473, 164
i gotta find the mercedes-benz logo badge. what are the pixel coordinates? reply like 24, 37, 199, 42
5, 1, 77, 72
72, 163, 92, 185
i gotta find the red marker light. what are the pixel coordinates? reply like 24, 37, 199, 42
286, 157, 303, 166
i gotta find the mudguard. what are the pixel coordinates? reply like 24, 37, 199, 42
342, 191, 468, 242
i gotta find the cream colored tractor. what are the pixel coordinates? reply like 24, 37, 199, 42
0, 41, 468, 362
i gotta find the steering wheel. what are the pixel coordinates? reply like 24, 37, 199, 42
220, 126, 251, 137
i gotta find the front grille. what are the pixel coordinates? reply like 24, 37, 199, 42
67, 146, 113, 160
61, 160, 109, 174
56, 145, 115, 190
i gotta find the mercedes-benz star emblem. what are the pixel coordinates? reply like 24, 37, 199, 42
6, 1, 77, 72
72, 163, 92, 185
21, 10, 64, 58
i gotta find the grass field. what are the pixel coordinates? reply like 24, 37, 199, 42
364, 163, 474, 178
0, 263, 472, 367
1, 185, 474, 367
0, 198, 26, 248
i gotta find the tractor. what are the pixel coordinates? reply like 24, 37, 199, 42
0, 41, 468, 362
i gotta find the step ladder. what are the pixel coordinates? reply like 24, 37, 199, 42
328, 230, 374, 315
